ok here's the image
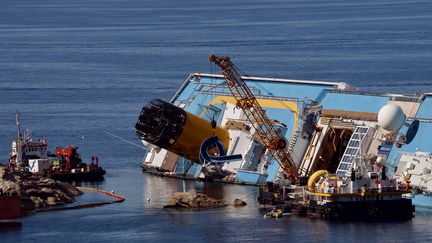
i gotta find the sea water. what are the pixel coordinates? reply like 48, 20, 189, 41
1, 0, 431, 242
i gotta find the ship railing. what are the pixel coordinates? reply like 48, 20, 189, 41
418, 93, 432, 102
174, 73, 427, 104
192, 72, 344, 88
194, 81, 263, 95
170, 73, 195, 103
325, 89, 388, 97
325, 89, 421, 102
196, 90, 299, 102
175, 74, 301, 102
390, 95, 422, 102
396, 151, 432, 159
412, 118, 432, 123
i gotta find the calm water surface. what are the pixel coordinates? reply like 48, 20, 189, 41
1, 0, 432, 242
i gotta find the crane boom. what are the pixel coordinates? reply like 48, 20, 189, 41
209, 54, 299, 182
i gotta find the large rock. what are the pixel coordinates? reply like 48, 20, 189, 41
0, 166, 5, 178
41, 187, 55, 195
53, 189, 75, 203
31, 196, 47, 209
46, 197, 61, 206
164, 191, 226, 208
233, 199, 247, 207
0, 166, 16, 181
0, 180, 20, 196
14, 170, 32, 180
21, 180, 38, 190
57, 181, 83, 197
21, 196, 36, 211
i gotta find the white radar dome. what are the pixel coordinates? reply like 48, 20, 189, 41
378, 104, 406, 132
376, 157, 386, 164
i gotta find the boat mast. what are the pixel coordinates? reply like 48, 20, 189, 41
15, 112, 22, 166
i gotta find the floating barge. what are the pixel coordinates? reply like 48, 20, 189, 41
304, 167, 414, 220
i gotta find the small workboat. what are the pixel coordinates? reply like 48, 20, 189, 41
8, 113, 105, 182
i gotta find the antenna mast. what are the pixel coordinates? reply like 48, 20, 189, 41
15, 112, 22, 166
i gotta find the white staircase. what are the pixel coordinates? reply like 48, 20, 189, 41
336, 126, 371, 176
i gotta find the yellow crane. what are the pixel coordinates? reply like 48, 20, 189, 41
210, 54, 299, 183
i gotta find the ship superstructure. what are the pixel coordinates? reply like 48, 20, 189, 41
136, 71, 432, 207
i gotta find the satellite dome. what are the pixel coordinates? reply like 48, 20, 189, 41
378, 104, 406, 132
376, 157, 386, 164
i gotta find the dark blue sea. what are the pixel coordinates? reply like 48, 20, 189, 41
1, 0, 432, 242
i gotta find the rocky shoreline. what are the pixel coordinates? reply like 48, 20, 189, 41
0, 165, 82, 213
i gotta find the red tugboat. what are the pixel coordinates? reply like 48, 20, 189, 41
50, 145, 106, 181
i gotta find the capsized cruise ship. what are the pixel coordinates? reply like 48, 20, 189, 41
135, 72, 432, 207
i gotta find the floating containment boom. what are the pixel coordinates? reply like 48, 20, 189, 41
135, 99, 230, 162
